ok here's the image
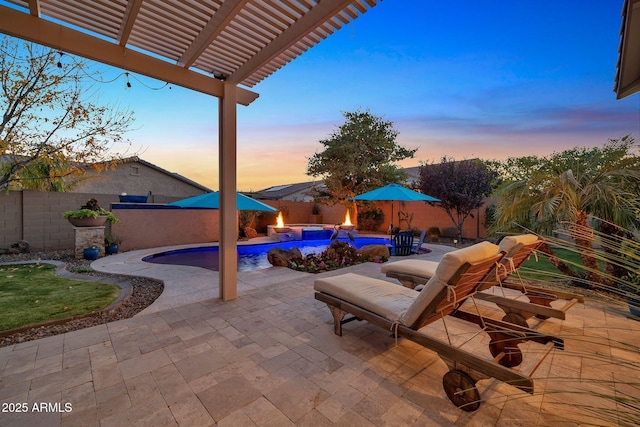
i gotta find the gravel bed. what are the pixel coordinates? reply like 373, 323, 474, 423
0, 250, 163, 347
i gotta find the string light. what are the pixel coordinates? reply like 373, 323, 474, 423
56, 52, 63, 68
125, 72, 131, 88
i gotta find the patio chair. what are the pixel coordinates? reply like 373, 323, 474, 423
392, 231, 414, 256
314, 241, 563, 411
381, 235, 583, 325
411, 228, 427, 253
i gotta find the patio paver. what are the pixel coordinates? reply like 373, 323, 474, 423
1, 243, 639, 426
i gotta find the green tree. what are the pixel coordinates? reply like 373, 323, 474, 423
418, 157, 498, 240
493, 136, 640, 286
306, 109, 416, 221
0, 37, 135, 191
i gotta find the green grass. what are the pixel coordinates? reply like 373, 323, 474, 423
518, 247, 585, 281
0, 263, 120, 331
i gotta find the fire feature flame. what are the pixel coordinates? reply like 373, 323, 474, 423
343, 210, 352, 226
276, 212, 284, 228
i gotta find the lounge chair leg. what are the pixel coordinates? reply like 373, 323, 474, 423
328, 306, 347, 336
501, 312, 529, 328
442, 370, 481, 412
488, 332, 524, 368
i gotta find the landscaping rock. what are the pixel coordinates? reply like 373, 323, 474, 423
267, 247, 302, 267
357, 244, 390, 260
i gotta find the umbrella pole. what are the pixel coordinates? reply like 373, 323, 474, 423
388, 202, 394, 235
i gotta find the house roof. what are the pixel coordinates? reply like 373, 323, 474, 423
615, 0, 640, 99
0, 0, 378, 104
250, 180, 325, 200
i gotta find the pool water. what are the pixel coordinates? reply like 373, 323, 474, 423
142, 237, 390, 272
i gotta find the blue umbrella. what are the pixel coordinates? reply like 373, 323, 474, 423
350, 184, 439, 232
168, 192, 277, 212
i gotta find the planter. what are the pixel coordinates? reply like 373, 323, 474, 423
68, 216, 108, 227
83, 247, 100, 260
105, 243, 119, 255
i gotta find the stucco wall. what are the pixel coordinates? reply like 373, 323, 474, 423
111, 206, 221, 252
1, 191, 489, 253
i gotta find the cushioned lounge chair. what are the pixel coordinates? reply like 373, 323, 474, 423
314, 242, 563, 411
381, 235, 583, 325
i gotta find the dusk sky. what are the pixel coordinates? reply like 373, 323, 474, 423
50, 1, 640, 191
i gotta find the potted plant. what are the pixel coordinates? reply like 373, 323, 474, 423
64, 198, 118, 227
105, 232, 122, 254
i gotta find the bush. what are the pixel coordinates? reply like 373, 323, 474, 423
357, 207, 384, 231
427, 226, 441, 242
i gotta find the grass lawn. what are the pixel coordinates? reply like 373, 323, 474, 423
519, 247, 586, 281
0, 263, 120, 331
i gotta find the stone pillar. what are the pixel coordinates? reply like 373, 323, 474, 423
74, 226, 105, 259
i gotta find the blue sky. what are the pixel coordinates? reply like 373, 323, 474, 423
68, 1, 640, 190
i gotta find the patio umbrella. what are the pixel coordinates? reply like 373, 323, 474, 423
350, 184, 439, 232
167, 192, 277, 212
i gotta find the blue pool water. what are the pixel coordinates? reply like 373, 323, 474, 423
142, 237, 390, 272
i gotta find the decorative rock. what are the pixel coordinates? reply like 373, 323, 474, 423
267, 247, 302, 267
357, 244, 390, 260
244, 227, 258, 239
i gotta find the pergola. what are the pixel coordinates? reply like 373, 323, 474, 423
615, 0, 640, 99
0, 0, 380, 300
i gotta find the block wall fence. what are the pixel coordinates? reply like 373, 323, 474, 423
1, 190, 489, 252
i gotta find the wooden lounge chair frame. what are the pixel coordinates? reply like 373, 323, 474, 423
314, 248, 563, 411
384, 237, 583, 326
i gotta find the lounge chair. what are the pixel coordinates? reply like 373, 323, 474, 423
314, 242, 563, 411
381, 235, 583, 325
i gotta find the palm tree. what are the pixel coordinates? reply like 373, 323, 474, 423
493, 136, 640, 287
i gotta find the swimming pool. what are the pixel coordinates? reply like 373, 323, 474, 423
142, 237, 390, 272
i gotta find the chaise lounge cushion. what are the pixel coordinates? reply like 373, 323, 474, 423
401, 241, 500, 326
498, 234, 539, 256
314, 273, 417, 321
381, 259, 439, 278
314, 241, 500, 328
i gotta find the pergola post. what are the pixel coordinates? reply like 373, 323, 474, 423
218, 82, 238, 300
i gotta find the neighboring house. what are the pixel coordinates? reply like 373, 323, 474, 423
254, 164, 467, 202
73, 157, 211, 200
251, 181, 326, 202
0, 155, 211, 200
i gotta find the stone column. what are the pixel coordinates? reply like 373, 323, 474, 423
74, 226, 105, 259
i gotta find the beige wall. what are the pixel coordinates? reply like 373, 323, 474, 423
111, 207, 221, 252
0, 191, 489, 252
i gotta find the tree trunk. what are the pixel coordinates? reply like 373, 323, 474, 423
572, 212, 603, 286
538, 243, 578, 278
598, 221, 630, 286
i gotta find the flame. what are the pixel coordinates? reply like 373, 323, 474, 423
276, 212, 284, 228
343, 210, 352, 226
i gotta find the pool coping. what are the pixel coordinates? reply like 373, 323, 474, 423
90, 236, 453, 315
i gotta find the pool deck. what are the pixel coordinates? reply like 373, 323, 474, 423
1, 243, 639, 426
